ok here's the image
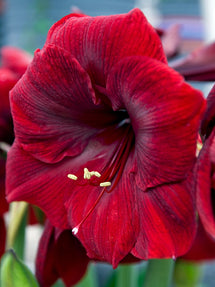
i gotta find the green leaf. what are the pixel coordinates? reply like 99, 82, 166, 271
0, 250, 39, 287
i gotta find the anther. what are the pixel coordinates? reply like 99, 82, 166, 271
84, 168, 91, 179
100, 181, 111, 187
84, 168, 101, 179
67, 174, 78, 180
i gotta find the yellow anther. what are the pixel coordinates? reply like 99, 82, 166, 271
91, 171, 101, 178
84, 168, 91, 179
100, 181, 111, 187
196, 142, 203, 157
84, 168, 101, 179
67, 174, 78, 180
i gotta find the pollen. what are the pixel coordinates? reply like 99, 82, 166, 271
84, 168, 101, 179
67, 174, 78, 180
100, 181, 111, 187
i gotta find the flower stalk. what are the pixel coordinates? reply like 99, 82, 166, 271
143, 259, 175, 287
116, 264, 139, 287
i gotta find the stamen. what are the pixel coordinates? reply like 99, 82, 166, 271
67, 174, 78, 180
84, 168, 91, 179
72, 187, 107, 235
196, 135, 203, 157
100, 181, 111, 187
69, 124, 134, 234
84, 168, 101, 179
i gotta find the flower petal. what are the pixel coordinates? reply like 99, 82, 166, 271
36, 220, 89, 287
131, 173, 197, 259
171, 42, 215, 81
46, 8, 166, 87
197, 129, 215, 238
181, 219, 215, 261
0, 159, 8, 215
10, 44, 120, 163
0, 216, 6, 259
6, 141, 69, 228
66, 156, 139, 268
107, 56, 205, 191
201, 84, 215, 139
1, 46, 32, 79
6, 125, 126, 229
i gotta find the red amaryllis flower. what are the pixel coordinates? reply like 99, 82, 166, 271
6, 9, 206, 267
196, 85, 215, 237
171, 42, 215, 81
36, 220, 90, 287
181, 219, 215, 261
1, 46, 33, 79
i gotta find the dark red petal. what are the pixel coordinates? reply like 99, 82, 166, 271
1, 46, 32, 79
36, 220, 89, 287
66, 154, 139, 268
181, 219, 215, 261
54, 227, 89, 286
36, 221, 58, 286
0, 159, 8, 215
6, 142, 69, 229
46, 8, 166, 87
131, 173, 197, 260
171, 42, 215, 81
107, 56, 205, 191
201, 85, 215, 139
6, 126, 125, 229
0, 216, 6, 259
10, 44, 119, 164
197, 129, 215, 238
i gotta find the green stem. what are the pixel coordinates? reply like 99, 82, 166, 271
116, 264, 138, 287
143, 259, 175, 287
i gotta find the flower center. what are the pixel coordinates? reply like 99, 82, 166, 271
67, 123, 134, 234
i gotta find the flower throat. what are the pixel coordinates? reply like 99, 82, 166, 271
67, 124, 134, 235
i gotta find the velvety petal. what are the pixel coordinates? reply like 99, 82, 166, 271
171, 42, 215, 81
36, 220, 89, 287
6, 124, 127, 229
1, 46, 32, 79
0, 215, 6, 259
107, 56, 205, 191
197, 129, 215, 238
46, 8, 166, 87
6, 141, 69, 228
36, 221, 58, 286
0, 159, 8, 215
0, 68, 17, 144
131, 173, 196, 260
66, 153, 139, 268
181, 219, 215, 261
10, 44, 121, 163
201, 84, 215, 139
